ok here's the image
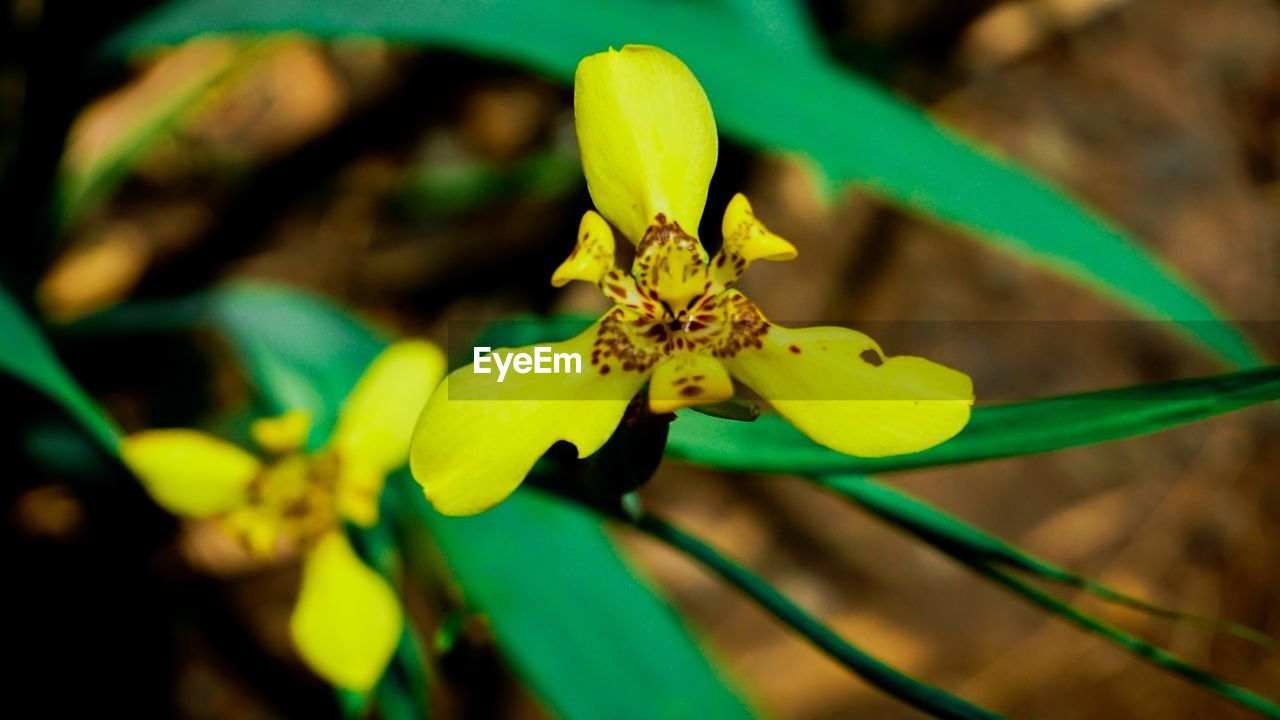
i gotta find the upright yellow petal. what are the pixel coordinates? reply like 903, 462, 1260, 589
121, 430, 260, 518
552, 210, 617, 288
250, 409, 312, 454
330, 340, 446, 475
290, 531, 402, 693
575, 45, 717, 243
711, 193, 798, 291
410, 318, 649, 515
334, 458, 382, 527
726, 325, 973, 456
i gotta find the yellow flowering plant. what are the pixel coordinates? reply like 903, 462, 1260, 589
120, 340, 444, 692
410, 46, 974, 516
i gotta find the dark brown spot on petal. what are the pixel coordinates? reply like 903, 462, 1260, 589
860, 349, 884, 366
599, 364, 611, 375
788, 344, 802, 355
679, 385, 704, 398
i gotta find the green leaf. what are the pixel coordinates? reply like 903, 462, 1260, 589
827, 475, 1272, 646
0, 283, 120, 451
667, 366, 1280, 474
106, 0, 1259, 366
57, 39, 265, 226
397, 145, 582, 217
200, 283, 753, 720
635, 515, 1005, 720
978, 564, 1280, 718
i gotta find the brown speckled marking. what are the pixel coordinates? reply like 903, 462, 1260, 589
788, 344, 802, 355
679, 385, 705, 398
632, 216, 707, 308
589, 306, 664, 374
572, 211, 779, 384
860, 349, 884, 367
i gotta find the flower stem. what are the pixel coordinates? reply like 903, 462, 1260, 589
631, 514, 1006, 720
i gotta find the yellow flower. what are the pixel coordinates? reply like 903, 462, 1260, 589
120, 340, 445, 692
410, 45, 973, 516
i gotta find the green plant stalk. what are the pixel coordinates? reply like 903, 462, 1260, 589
350, 521, 432, 719
633, 514, 1006, 720
824, 474, 1272, 646
827, 476, 1279, 716
975, 564, 1280, 718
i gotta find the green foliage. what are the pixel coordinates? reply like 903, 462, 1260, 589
825, 475, 1271, 645
979, 566, 1280, 718
668, 366, 1280, 474
106, 0, 1260, 366
0, 283, 120, 450
828, 476, 1279, 717
638, 515, 1007, 720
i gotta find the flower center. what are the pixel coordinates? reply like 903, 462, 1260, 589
588, 289, 770, 375
223, 452, 343, 555
632, 214, 712, 317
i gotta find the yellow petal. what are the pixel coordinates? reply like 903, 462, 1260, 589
552, 210, 617, 287
410, 317, 649, 515
648, 352, 734, 414
575, 45, 717, 243
290, 531, 402, 692
552, 211, 655, 312
121, 430, 260, 517
330, 340, 446, 475
632, 216, 711, 315
250, 409, 312, 454
726, 325, 973, 456
711, 193, 797, 290
335, 458, 383, 527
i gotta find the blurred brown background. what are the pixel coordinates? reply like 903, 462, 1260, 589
12, 0, 1280, 717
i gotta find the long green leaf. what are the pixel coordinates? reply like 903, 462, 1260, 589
105, 0, 1259, 366
667, 366, 1280, 474
635, 514, 1005, 720
0, 283, 120, 451
827, 475, 1272, 645
977, 564, 1280, 718
201, 283, 753, 720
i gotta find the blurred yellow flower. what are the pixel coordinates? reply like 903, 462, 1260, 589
410, 45, 973, 516
121, 340, 445, 692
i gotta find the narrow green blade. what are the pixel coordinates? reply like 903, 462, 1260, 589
636, 515, 1006, 720
977, 565, 1280, 718
667, 366, 1280, 474
827, 475, 1272, 646
0, 283, 120, 451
